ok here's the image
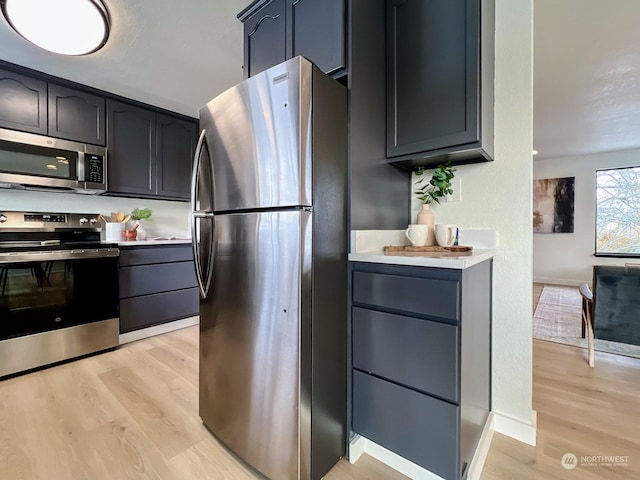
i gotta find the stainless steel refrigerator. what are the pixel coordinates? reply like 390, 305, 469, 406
190, 56, 347, 480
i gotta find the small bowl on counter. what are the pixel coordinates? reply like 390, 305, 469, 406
123, 224, 139, 241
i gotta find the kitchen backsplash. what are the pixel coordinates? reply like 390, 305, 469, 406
0, 189, 190, 238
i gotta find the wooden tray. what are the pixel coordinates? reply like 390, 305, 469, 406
383, 245, 473, 253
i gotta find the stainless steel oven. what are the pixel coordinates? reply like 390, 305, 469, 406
0, 211, 119, 377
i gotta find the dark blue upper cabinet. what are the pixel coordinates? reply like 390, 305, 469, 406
156, 114, 198, 200
106, 99, 157, 197
48, 84, 106, 146
242, 0, 287, 78
107, 101, 197, 201
238, 0, 347, 78
288, 0, 346, 75
386, 0, 495, 170
0, 68, 47, 135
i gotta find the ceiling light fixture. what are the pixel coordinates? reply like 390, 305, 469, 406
1, 0, 110, 56
532, 150, 539, 155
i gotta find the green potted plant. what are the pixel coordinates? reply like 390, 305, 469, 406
130, 207, 152, 240
414, 162, 456, 205
413, 163, 456, 243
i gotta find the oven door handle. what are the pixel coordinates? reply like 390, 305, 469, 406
0, 248, 120, 264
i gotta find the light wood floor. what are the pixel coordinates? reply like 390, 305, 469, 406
481, 283, 640, 479
2, 290, 639, 480
0, 326, 407, 480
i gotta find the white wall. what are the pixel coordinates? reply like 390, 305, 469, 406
533, 147, 640, 285
411, 0, 535, 435
0, 189, 190, 238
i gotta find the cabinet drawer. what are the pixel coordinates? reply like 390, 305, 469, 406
120, 287, 199, 333
119, 245, 193, 266
119, 261, 197, 298
353, 271, 460, 321
353, 307, 459, 402
353, 371, 459, 480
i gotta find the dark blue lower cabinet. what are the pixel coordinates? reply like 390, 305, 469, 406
119, 288, 199, 334
353, 370, 460, 479
350, 260, 492, 479
352, 306, 460, 403
118, 245, 199, 334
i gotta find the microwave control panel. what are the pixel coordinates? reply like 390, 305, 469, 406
85, 154, 104, 183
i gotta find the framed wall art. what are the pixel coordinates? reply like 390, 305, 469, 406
533, 177, 575, 233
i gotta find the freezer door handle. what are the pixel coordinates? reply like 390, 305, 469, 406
190, 129, 207, 215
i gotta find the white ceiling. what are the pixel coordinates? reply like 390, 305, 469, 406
0, 0, 248, 118
534, 0, 640, 160
1, 0, 638, 160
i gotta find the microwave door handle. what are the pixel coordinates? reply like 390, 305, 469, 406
77, 152, 86, 182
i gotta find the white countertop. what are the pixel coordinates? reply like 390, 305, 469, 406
105, 238, 192, 247
349, 229, 497, 269
349, 248, 496, 269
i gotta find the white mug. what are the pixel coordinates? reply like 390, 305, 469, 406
105, 222, 125, 242
405, 224, 428, 246
435, 224, 457, 247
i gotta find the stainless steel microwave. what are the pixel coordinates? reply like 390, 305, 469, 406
0, 128, 107, 194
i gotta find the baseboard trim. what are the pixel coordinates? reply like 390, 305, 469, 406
533, 276, 585, 287
465, 413, 496, 480
493, 410, 537, 446
118, 316, 199, 345
349, 435, 445, 479
348, 434, 366, 464
348, 413, 495, 480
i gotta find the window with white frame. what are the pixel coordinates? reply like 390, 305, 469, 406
596, 166, 640, 255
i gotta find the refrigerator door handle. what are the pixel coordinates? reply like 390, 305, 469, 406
191, 214, 215, 298
190, 128, 215, 298
203, 215, 216, 299
191, 129, 207, 215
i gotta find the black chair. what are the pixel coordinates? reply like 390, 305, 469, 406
593, 265, 640, 347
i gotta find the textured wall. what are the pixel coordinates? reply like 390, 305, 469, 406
534, 147, 640, 285
410, 0, 534, 429
0, 189, 190, 238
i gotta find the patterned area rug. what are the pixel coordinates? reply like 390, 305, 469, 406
533, 285, 640, 360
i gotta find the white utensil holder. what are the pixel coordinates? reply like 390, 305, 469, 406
105, 222, 124, 242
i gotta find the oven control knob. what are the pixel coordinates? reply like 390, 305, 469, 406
89, 218, 98, 225
0, 214, 6, 223
79, 217, 89, 225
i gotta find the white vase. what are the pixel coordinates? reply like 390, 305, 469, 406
135, 221, 147, 240
416, 204, 436, 246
